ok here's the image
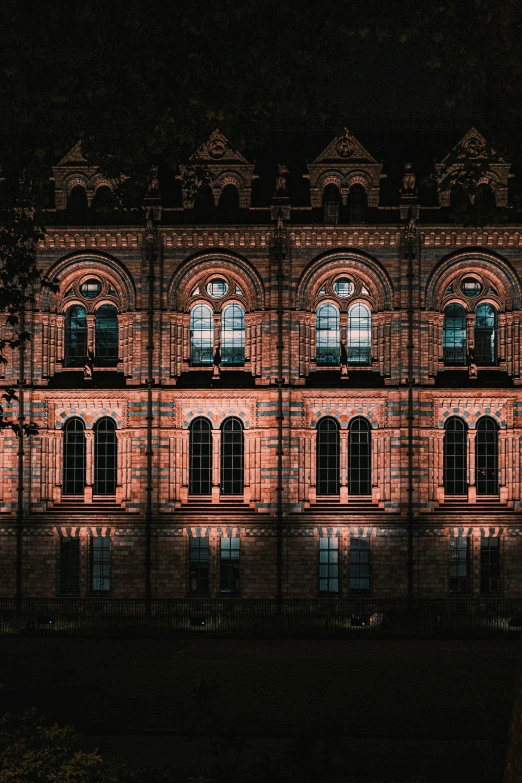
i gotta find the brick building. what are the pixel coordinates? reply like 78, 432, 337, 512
2, 125, 522, 600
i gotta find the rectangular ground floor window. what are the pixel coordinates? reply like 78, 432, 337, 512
91, 537, 111, 592
449, 535, 469, 593
59, 537, 80, 594
350, 537, 370, 593
319, 536, 339, 594
189, 536, 210, 594
220, 536, 240, 594
480, 537, 500, 593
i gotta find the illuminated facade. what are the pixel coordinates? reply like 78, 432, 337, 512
1, 126, 522, 599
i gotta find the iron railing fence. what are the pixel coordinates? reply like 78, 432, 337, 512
1, 598, 521, 638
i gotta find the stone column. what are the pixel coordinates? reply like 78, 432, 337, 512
243, 431, 251, 504
499, 429, 508, 504
212, 426, 221, 504
309, 429, 317, 504
54, 431, 62, 503
180, 431, 189, 504
115, 431, 124, 504
467, 429, 477, 503
339, 429, 348, 504
85, 430, 94, 503
86, 314, 95, 356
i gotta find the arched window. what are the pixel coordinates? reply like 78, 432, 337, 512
444, 418, 467, 495
221, 303, 245, 365
190, 303, 214, 365
316, 417, 340, 495
64, 305, 88, 367
189, 418, 212, 495
323, 184, 340, 224
63, 418, 86, 496
194, 185, 214, 222
347, 303, 372, 365
218, 185, 240, 223
474, 303, 497, 365
94, 418, 117, 495
95, 305, 118, 366
347, 184, 367, 224
90, 185, 113, 218
349, 417, 371, 495
443, 303, 467, 365
450, 185, 472, 211
221, 418, 244, 495
316, 303, 340, 365
66, 185, 88, 223
476, 417, 498, 495
475, 184, 495, 211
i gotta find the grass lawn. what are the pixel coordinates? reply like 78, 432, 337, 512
1, 637, 520, 781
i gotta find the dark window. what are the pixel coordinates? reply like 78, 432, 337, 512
190, 304, 214, 365
64, 305, 88, 367
90, 185, 113, 218
474, 303, 497, 365
316, 302, 340, 365
95, 305, 118, 365
316, 417, 340, 495
221, 304, 245, 365
347, 303, 372, 365
323, 184, 340, 224
220, 537, 240, 593
449, 536, 469, 593
66, 185, 88, 223
476, 417, 498, 495
91, 537, 111, 592
319, 536, 339, 594
347, 184, 367, 224
189, 418, 212, 495
221, 418, 244, 495
350, 538, 370, 593
349, 417, 371, 495
450, 185, 472, 211
218, 185, 240, 223
194, 185, 214, 222
189, 537, 209, 594
481, 538, 501, 593
63, 418, 86, 495
444, 417, 467, 495
475, 184, 495, 212
94, 417, 117, 495
59, 537, 80, 594
443, 303, 467, 365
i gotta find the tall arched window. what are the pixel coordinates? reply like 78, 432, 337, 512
323, 184, 340, 224
221, 304, 245, 365
95, 305, 119, 366
90, 185, 113, 218
94, 418, 117, 495
221, 418, 244, 495
218, 185, 240, 223
475, 184, 495, 211
64, 305, 88, 367
443, 303, 467, 365
190, 304, 214, 365
63, 418, 86, 496
476, 417, 498, 495
316, 303, 340, 365
349, 417, 371, 495
474, 303, 497, 365
316, 417, 340, 495
66, 185, 88, 222
347, 303, 372, 365
347, 184, 367, 224
194, 185, 214, 222
450, 185, 472, 211
444, 418, 467, 495
189, 418, 212, 495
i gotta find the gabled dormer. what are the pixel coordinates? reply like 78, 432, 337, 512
52, 141, 114, 214
435, 128, 511, 208
308, 129, 384, 218
179, 130, 255, 216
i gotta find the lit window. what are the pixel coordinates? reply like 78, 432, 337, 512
319, 536, 339, 594
333, 277, 354, 298
316, 302, 340, 365
80, 279, 102, 298
190, 304, 214, 365
474, 303, 497, 365
449, 536, 469, 593
316, 417, 340, 496
443, 304, 467, 366
347, 303, 371, 365
460, 277, 482, 297
91, 537, 111, 592
220, 537, 240, 593
207, 278, 228, 298
221, 304, 245, 365
191, 286, 200, 296
443, 418, 467, 495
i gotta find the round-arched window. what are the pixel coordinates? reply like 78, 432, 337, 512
80, 279, 102, 298
460, 278, 482, 297
333, 277, 354, 298
207, 278, 228, 298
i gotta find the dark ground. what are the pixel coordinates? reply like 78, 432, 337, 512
1, 637, 520, 782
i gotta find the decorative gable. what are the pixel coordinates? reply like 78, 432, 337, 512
180, 129, 255, 209
436, 127, 512, 208
52, 141, 113, 210
308, 128, 384, 208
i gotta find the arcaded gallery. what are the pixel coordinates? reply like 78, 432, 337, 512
2, 125, 522, 601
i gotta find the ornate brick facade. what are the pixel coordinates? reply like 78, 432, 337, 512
2, 127, 522, 599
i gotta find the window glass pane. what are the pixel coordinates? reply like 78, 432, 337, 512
95, 304, 118, 365
480, 537, 500, 593
443, 304, 467, 366
189, 537, 209, 594
91, 537, 111, 592
318, 536, 339, 593
333, 278, 354, 298
460, 278, 482, 297
60, 538, 80, 594
474, 303, 497, 365
316, 417, 340, 495
347, 303, 371, 365
189, 418, 212, 495
220, 418, 244, 495
220, 537, 240, 593
350, 538, 370, 592
444, 418, 467, 495
63, 418, 86, 495
476, 417, 498, 495
221, 304, 245, 366
349, 418, 371, 495
207, 278, 228, 298
449, 536, 469, 593
190, 304, 213, 365
64, 305, 88, 367
94, 418, 117, 495
316, 303, 340, 365
80, 279, 102, 298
